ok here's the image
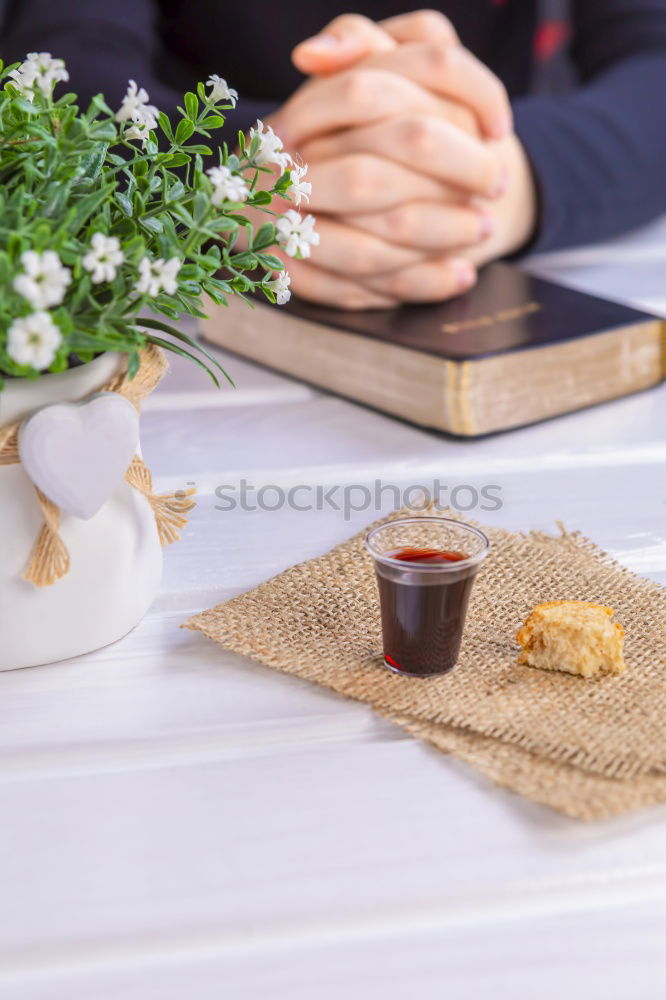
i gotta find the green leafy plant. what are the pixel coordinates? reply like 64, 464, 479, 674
0, 54, 318, 386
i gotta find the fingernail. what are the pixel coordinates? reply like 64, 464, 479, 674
300, 32, 340, 52
477, 209, 494, 241
489, 114, 513, 140
491, 165, 509, 198
452, 258, 475, 292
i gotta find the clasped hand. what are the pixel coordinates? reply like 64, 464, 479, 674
270, 11, 536, 309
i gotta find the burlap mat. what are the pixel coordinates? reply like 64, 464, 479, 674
185, 508, 666, 819
391, 717, 666, 820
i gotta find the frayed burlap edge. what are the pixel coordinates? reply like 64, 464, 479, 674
387, 714, 666, 821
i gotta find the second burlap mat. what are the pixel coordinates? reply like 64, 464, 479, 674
185, 508, 666, 819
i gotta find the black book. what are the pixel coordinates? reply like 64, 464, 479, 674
201, 262, 664, 436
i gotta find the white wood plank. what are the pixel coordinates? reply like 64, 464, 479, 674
6, 902, 666, 1000
140, 385, 666, 496
0, 609, 391, 769
1, 739, 666, 991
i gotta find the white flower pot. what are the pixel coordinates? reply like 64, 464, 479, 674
0, 352, 163, 670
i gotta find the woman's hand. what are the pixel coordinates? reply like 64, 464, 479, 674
291, 13, 512, 141
265, 39, 509, 304
267, 11, 536, 309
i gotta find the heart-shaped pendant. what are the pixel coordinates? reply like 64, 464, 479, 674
19, 392, 140, 520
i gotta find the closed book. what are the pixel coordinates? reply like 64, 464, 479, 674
200, 262, 664, 436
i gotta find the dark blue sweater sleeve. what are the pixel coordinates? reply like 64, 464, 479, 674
513, 0, 666, 252
0, 0, 269, 139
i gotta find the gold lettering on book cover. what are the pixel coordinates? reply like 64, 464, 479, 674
441, 301, 541, 334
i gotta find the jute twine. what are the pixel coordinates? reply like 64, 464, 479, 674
0, 345, 195, 586
185, 506, 666, 820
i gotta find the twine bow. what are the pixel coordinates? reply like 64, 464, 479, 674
0, 345, 195, 587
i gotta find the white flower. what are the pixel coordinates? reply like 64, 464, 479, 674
135, 256, 181, 297
276, 210, 320, 259
8, 59, 38, 98
13, 250, 71, 309
206, 75, 238, 106
7, 311, 62, 370
8, 52, 68, 100
124, 121, 153, 148
82, 233, 125, 284
249, 119, 292, 171
206, 165, 249, 205
264, 270, 291, 305
115, 80, 159, 134
287, 163, 312, 207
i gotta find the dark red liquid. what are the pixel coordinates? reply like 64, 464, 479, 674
376, 547, 475, 677
390, 547, 467, 565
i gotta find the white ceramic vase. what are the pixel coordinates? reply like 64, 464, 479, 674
0, 352, 163, 670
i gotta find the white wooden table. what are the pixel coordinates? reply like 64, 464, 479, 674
2, 218, 666, 1000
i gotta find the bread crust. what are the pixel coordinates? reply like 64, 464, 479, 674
516, 600, 625, 678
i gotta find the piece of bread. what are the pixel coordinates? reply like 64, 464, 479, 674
516, 600, 625, 678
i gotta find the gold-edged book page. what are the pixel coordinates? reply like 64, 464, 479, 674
201, 296, 456, 430
200, 298, 663, 437
468, 320, 663, 435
